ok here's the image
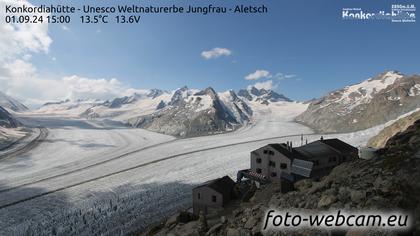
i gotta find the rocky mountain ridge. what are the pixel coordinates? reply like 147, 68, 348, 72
39, 86, 289, 137
238, 86, 292, 105
296, 71, 420, 133
126, 87, 252, 137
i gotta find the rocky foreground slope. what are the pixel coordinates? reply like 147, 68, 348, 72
296, 71, 420, 133
145, 119, 420, 235
368, 110, 420, 148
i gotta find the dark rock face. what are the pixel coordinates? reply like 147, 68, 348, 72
43, 99, 71, 106
147, 89, 164, 99
237, 87, 292, 104
108, 96, 133, 108
238, 89, 252, 101
0, 106, 20, 128
156, 100, 166, 110
296, 72, 420, 133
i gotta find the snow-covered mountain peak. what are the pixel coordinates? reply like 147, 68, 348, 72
333, 71, 405, 109
194, 87, 219, 99
296, 71, 420, 133
219, 89, 241, 102
238, 87, 291, 104
168, 86, 191, 106
147, 89, 165, 99
374, 70, 403, 80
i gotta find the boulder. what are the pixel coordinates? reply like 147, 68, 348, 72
350, 190, 366, 203
318, 194, 337, 208
294, 179, 313, 191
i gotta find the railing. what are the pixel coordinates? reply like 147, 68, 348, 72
237, 169, 269, 184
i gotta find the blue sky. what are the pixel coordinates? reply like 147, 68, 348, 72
6, 0, 420, 102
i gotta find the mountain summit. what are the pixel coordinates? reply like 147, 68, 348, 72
238, 87, 291, 104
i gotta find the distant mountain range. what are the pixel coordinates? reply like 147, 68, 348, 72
3, 70, 418, 138
296, 71, 420, 133
36, 86, 287, 137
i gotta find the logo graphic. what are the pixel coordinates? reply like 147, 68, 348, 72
342, 5, 416, 23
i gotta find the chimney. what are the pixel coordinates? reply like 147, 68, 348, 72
306, 139, 308, 145
320, 136, 324, 141
290, 142, 293, 150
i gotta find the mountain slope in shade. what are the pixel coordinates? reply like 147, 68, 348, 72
0, 106, 20, 128
238, 86, 292, 105
296, 71, 420, 133
127, 87, 252, 137
0, 91, 28, 112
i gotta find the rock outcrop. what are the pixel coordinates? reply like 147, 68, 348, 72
0, 106, 20, 128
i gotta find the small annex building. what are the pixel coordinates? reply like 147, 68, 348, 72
192, 176, 236, 215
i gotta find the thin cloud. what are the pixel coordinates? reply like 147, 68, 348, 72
245, 70, 272, 80
247, 80, 277, 90
275, 73, 299, 80
201, 47, 232, 59
0, 60, 132, 106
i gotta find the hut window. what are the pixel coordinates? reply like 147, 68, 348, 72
256, 158, 262, 164
268, 150, 274, 155
212, 195, 217, 202
313, 160, 320, 166
280, 163, 287, 169
198, 193, 201, 199
256, 168, 262, 174
263, 150, 268, 154
271, 172, 277, 177
269, 161, 276, 167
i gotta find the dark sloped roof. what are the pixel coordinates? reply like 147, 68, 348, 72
295, 141, 339, 160
319, 138, 357, 153
267, 143, 303, 159
195, 176, 235, 197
